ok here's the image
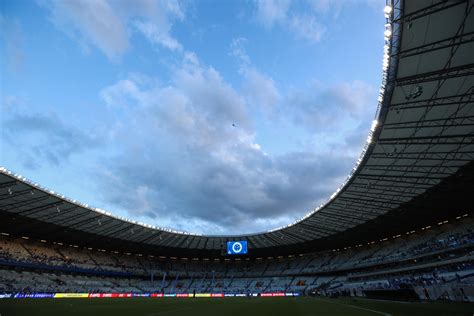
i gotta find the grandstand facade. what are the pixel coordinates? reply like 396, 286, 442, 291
1, 0, 474, 303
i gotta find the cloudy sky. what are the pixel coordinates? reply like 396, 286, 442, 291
1, 0, 385, 235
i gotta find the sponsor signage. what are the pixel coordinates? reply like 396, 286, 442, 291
101, 293, 114, 298
211, 293, 224, 297
88, 293, 132, 298
13, 293, 54, 298
261, 292, 286, 297
176, 293, 189, 297
3, 292, 302, 299
195, 293, 211, 297
116, 293, 132, 298
151, 293, 164, 297
54, 293, 89, 298
88, 293, 102, 298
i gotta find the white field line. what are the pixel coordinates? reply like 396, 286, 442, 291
316, 298, 392, 316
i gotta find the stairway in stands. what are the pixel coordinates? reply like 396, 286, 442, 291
20, 243, 35, 258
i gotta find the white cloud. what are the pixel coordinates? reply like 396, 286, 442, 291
327, 81, 375, 115
93, 53, 371, 234
229, 37, 250, 65
100, 79, 143, 108
254, 0, 291, 28
229, 37, 281, 115
254, 0, 325, 43
134, 20, 182, 51
162, 0, 185, 20
2, 110, 101, 168
308, 0, 381, 15
131, 0, 185, 51
41, 0, 128, 60
40, 0, 185, 60
242, 67, 280, 115
288, 80, 376, 132
253, 0, 377, 44
289, 14, 325, 43
101, 53, 252, 148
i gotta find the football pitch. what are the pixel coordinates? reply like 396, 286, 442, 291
1, 297, 473, 316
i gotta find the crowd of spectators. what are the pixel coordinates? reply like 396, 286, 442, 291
0, 217, 472, 300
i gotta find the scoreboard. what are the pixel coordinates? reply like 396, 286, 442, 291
226, 241, 248, 255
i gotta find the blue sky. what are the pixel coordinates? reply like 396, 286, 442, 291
1, 0, 385, 235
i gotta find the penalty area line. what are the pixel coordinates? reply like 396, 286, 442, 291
316, 298, 392, 316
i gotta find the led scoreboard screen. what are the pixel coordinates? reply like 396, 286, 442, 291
226, 241, 248, 255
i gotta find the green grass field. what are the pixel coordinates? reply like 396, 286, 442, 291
0, 297, 473, 316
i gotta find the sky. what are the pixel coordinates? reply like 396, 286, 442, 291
0, 0, 385, 235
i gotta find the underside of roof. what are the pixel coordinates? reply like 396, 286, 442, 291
1, 0, 473, 257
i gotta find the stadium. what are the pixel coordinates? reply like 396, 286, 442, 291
1, 0, 474, 315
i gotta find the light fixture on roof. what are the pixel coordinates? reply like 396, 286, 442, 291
56, 206, 61, 213
385, 146, 398, 157
405, 86, 423, 100
384, 5, 392, 18
8, 188, 12, 195
384, 23, 392, 38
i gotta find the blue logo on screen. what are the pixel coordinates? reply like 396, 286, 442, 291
227, 241, 248, 255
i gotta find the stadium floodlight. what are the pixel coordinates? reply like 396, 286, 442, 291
384, 23, 392, 38
371, 120, 378, 131
384, 5, 392, 18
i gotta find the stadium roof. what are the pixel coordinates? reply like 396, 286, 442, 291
1, 0, 473, 258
